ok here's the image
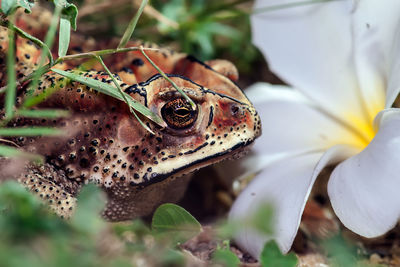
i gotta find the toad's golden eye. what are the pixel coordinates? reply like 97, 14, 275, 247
161, 98, 198, 129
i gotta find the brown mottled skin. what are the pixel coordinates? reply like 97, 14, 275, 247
0, 8, 261, 220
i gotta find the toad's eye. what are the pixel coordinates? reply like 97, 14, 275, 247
161, 98, 198, 129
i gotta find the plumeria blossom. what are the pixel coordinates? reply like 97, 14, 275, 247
229, 0, 400, 258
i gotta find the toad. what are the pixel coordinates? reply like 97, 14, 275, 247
0, 8, 261, 220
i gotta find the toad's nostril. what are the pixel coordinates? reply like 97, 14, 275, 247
231, 104, 240, 115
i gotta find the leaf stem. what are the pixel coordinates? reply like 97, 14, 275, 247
4, 14, 16, 119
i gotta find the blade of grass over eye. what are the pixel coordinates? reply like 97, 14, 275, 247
95, 55, 155, 134
0, 145, 43, 163
117, 0, 148, 48
51, 68, 167, 128
0, 127, 63, 137
16, 109, 70, 118
253, 0, 342, 14
139, 46, 196, 110
5, 15, 16, 119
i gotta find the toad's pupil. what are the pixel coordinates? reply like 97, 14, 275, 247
175, 107, 190, 117
161, 98, 197, 129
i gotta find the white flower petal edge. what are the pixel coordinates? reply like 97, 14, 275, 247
251, 0, 366, 121
230, 144, 359, 258
386, 24, 400, 107
352, 0, 400, 112
229, 152, 323, 257
328, 109, 400, 237
245, 83, 312, 106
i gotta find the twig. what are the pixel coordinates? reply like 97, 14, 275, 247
0, 138, 19, 147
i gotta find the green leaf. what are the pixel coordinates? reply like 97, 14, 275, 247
323, 235, 358, 267
1, 0, 34, 15
61, 3, 78, 30
17, 0, 34, 13
161, 249, 185, 266
151, 203, 201, 239
0, 127, 63, 136
260, 241, 298, 267
51, 68, 166, 127
212, 248, 240, 267
58, 16, 71, 57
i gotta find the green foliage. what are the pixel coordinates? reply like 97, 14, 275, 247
213, 248, 240, 267
1, 0, 34, 15
152, 203, 202, 241
260, 241, 298, 267
69, 185, 106, 235
250, 202, 275, 235
150, 0, 250, 61
212, 240, 240, 267
322, 235, 360, 267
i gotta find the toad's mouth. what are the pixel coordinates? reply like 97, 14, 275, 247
133, 138, 256, 188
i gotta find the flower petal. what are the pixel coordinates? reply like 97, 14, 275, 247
328, 109, 400, 237
246, 83, 368, 156
351, 0, 400, 113
229, 152, 323, 257
386, 25, 400, 107
251, 0, 366, 122
229, 144, 359, 258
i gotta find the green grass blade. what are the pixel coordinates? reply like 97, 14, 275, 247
0, 145, 43, 163
117, 0, 148, 48
5, 15, 16, 119
16, 109, 70, 118
139, 46, 196, 110
51, 68, 166, 127
0, 127, 63, 136
27, 5, 61, 96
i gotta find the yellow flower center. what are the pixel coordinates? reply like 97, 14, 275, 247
346, 113, 377, 149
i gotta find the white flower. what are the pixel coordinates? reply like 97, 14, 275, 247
229, 0, 400, 258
